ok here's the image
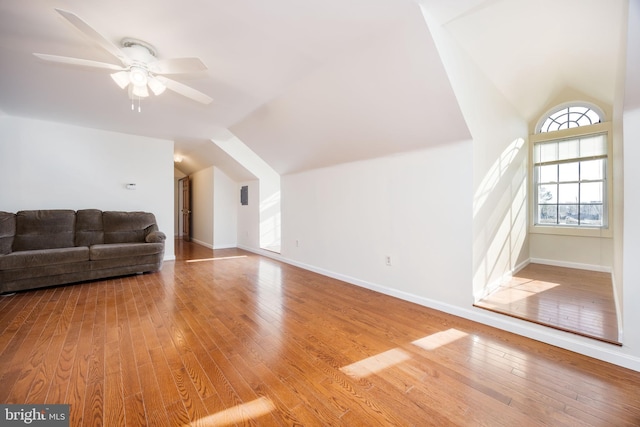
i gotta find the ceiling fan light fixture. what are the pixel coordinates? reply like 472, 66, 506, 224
130, 84, 149, 98
110, 71, 130, 89
148, 76, 166, 96
129, 66, 148, 86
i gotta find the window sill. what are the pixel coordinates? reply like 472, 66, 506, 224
529, 224, 612, 238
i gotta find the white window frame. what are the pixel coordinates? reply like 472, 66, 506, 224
529, 121, 613, 238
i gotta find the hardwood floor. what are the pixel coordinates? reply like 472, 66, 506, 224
474, 263, 620, 345
1, 241, 640, 426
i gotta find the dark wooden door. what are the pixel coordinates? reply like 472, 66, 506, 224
181, 176, 191, 242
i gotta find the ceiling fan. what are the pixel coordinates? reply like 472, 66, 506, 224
34, 8, 213, 105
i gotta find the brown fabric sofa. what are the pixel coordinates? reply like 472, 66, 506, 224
0, 209, 166, 294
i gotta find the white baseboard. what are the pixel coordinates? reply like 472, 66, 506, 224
529, 257, 612, 273
213, 244, 238, 249
190, 238, 213, 249
611, 273, 624, 343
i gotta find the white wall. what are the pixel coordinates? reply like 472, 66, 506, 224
0, 116, 175, 260
419, 5, 529, 299
622, 108, 640, 360
181, 166, 239, 249
529, 234, 613, 270
213, 167, 238, 249
190, 166, 214, 248
237, 180, 260, 249
281, 143, 473, 308
620, 0, 640, 362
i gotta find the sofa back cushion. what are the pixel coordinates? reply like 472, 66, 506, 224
103, 211, 158, 244
0, 212, 16, 255
13, 210, 76, 251
75, 209, 105, 247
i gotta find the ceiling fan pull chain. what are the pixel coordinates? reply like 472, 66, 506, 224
130, 95, 142, 113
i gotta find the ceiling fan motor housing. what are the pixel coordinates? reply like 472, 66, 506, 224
120, 38, 157, 63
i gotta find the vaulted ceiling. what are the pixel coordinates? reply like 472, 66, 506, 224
0, 0, 629, 178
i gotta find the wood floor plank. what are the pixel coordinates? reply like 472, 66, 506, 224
64, 284, 98, 426
1, 240, 639, 426
137, 361, 171, 426
45, 296, 84, 404
124, 392, 147, 427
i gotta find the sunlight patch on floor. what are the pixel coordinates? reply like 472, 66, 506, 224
483, 280, 560, 305
340, 348, 411, 379
186, 397, 275, 426
186, 255, 248, 263
412, 328, 468, 351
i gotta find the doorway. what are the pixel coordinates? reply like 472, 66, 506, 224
178, 176, 192, 241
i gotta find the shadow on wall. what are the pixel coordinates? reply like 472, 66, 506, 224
473, 137, 529, 300
260, 190, 281, 252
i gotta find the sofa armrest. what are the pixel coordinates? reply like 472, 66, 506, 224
145, 231, 166, 243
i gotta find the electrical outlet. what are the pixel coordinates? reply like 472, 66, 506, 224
385, 255, 392, 266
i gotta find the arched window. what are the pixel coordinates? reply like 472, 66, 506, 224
531, 103, 610, 231
537, 105, 602, 133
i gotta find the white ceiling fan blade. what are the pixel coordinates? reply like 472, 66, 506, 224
157, 76, 212, 105
33, 53, 125, 71
54, 8, 127, 64
148, 57, 207, 75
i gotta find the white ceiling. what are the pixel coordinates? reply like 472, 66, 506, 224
0, 0, 628, 177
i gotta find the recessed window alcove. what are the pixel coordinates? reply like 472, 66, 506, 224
475, 102, 620, 345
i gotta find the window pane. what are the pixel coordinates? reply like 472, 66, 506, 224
541, 118, 555, 133
538, 185, 556, 203
558, 139, 579, 161
568, 111, 583, 125
580, 205, 603, 226
558, 183, 579, 203
581, 159, 604, 180
538, 205, 557, 224
550, 110, 565, 120
539, 164, 557, 183
579, 135, 606, 157
559, 205, 579, 224
539, 142, 557, 163
585, 109, 601, 124
558, 162, 579, 182
581, 182, 603, 203
577, 115, 592, 127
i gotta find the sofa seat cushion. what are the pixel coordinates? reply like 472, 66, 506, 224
90, 243, 164, 260
0, 246, 89, 270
